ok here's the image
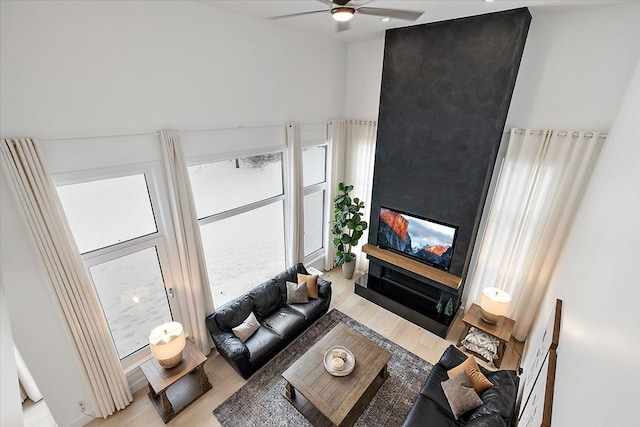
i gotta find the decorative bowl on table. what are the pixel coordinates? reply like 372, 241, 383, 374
323, 346, 355, 376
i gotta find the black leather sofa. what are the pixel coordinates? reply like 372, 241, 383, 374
205, 263, 331, 379
403, 345, 519, 427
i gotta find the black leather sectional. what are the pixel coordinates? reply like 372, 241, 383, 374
205, 263, 331, 379
403, 345, 519, 427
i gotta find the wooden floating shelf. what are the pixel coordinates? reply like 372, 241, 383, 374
362, 244, 462, 290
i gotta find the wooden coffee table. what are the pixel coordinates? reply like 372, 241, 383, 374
282, 323, 391, 427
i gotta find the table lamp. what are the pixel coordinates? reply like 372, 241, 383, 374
479, 287, 511, 324
149, 321, 186, 368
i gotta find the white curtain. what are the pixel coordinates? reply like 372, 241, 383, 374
343, 120, 378, 274
0, 138, 132, 418
466, 129, 605, 340
159, 130, 214, 355
324, 120, 347, 271
286, 123, 305, 266
15, 344, 42, 403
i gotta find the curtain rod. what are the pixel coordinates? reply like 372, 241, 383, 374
37, 122, 290, 142
38, 124, 602, 142
505, 128, 607, 138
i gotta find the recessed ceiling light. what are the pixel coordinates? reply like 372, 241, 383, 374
381, 17, 390, 22
485, 0, 495, 2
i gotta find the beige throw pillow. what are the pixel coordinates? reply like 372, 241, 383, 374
441, 371, 484, 419
232, 312, 260, 342
297, 273, 319, 299
286, 280, 309, 304
447, 355, 494, 394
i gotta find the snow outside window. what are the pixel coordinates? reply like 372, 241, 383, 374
188, 152, 287, 306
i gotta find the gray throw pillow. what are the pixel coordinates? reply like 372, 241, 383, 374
441, 371, 484, 420
286, 280, 309, 304
232, 312, 260, 342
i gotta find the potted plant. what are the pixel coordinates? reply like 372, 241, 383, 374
330, 182, 368, 279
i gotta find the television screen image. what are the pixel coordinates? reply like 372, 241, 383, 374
377, 207, 457, 271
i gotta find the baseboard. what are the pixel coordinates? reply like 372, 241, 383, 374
127, 367, 148, 395
68, 413, 94, 427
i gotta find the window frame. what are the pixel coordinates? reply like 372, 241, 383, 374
189, 147, 287, 223
53, 162, 180, 370
302, 143, 329, 263
187, 147, 289, 303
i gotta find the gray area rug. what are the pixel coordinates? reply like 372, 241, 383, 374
213, 309, 432, 426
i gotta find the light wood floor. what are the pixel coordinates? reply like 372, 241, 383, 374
87, 268, 523, 427
23, 398, 57, 427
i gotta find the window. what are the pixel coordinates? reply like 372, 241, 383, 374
188, 152, 287, 305
56, 168, 176, 362
302, 145, 328, 258
302, 145, 327, 187
88, 246, 171, 358
189, 153, 284, 217
58, 174, 157, 252
304, 190, 325, 256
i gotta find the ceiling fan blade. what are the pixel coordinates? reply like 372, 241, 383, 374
357, 7, 424, 21
337, 21, 351, 32
269, 10, 327, 20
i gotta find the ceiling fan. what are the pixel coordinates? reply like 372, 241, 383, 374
269, 0, 425, 32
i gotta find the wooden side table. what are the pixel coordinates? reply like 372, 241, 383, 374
457, 303, 515, 368
140, 339, 212, 423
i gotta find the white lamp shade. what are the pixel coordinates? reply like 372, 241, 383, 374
149, 322, 186, 368
332, 8, 354, 22
479, 287, 511, 323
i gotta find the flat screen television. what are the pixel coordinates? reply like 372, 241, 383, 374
377, 206, 458, 271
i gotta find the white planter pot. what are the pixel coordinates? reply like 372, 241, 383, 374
341, 260, 356, 279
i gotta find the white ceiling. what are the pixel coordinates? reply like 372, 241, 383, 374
200, 0, 627, 42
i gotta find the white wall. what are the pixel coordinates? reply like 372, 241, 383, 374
0, 1, 347, 426
344, 37, 385, 119
506, 3, 640, 131
522, 56, 640, 426
1, 173, 91, 427
0, 0, 347, 138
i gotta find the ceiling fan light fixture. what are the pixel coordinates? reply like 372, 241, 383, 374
331, 7, 355, 22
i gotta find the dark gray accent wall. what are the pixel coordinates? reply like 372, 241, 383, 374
368, 8, 531, 279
